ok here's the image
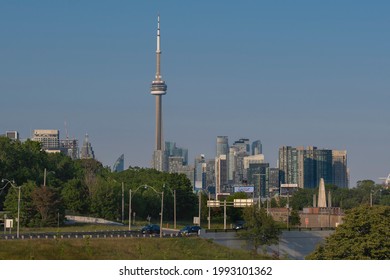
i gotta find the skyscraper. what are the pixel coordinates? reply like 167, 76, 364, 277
32, 129, 60, 151
113, 154, 125, 172
280, 146, 347, 189
5, 131, 19, 141
216, 136, 229, 157
80, 133, 95, 159
215, 154, 228, 199
252, 140, 262, 155
151, 15, 168, 171
332, 150, 348, 188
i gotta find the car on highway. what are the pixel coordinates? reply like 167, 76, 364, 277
141, 224, 160, 234
179, 225, 201, 236
232, 220, 246, 230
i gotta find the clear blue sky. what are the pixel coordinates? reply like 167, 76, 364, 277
1, 0, 389, 187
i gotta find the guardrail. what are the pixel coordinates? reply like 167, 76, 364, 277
205, 227, 336, 233
0, 230, 182, 240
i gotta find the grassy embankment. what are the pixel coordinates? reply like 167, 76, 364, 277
0, 237, 273, 260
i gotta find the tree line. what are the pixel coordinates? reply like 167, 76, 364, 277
1, 136, 389, 228
0, 137, 197, 227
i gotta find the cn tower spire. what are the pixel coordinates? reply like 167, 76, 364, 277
151, 15, 167, 153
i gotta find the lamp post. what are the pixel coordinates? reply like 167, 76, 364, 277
129, 185, 149, 231
163, 184, 176, 229
43, 168, 55, 187
198, 191, 201, 226
1, 179, 21, 238
129, 184, 164, 238
145, 185, 164, 238
208, 192, 211, 230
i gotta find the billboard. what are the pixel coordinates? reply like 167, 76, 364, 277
234, 186, 255, 193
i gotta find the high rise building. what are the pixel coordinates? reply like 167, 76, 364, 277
113, 154, 125, 172
206, 158, 216, 188
151, 15, 168, 172
60, 139, 79, 160
228, 147, 238, 183
32, 129, 60, 151
247, 162, 269, 198
252, 140, 262, 155
80, 133, 95, 159
215, 154, 228, 199
278, 146, 298, 185
6, 131, 19, 141
268, 168, 281, 195
194, 154, 207, 190
315, 149, 333, 186
332, 150, 348, 188
165, 141, 188, 165
216, 136, 229, 157
233, 138, 250, 154
231, 138, 250, 184
279, 146, 346, 189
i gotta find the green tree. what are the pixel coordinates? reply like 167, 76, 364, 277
4, 181, 38, 227
89, 177, 120, 221
226, 192, 248, 222
32, 185, 64, 227
289, 209, 301, 226
307, 205, 390, 259
290, 188, 315, 210
238, 206, 282, 254
61, 179, 89, 214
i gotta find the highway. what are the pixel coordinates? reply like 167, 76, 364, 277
0, 228, 180, 240
1, 227, 332, 259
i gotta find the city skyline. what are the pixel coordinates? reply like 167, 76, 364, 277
1, 1, 389, 186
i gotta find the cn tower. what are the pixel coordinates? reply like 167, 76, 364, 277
151, 15, 167, 170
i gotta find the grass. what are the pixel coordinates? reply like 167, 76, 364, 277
0, 237, 274, 260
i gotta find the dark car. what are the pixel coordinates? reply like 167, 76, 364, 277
232, 220, 246, 230
141, 224, 160, 234
179, 225, 201, 236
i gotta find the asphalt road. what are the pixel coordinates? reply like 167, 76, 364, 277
200, 229, 334, 260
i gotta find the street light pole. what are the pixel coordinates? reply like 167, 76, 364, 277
17, 186, 20, 238
122, 182, 124, 224
163, 184, 176, 229
129, 189, 132, 231
44, 168, 47, 187
1, 179, 21, 238
127, 184, 164, 237
173, 189, 176, 229
198, 191, 201, 226
160, 191, 164, 238
208, 192, 211, 230
223, 199, 227, 230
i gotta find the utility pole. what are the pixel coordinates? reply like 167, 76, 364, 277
128, 189, 132, 231
121, 183, 124, 224
208, 192, 211, 230
287, 194, 290, 230
160, 191, 164, 238
173, 189, 176, 229
223, 199, 227, 230
198, 191, 201, 226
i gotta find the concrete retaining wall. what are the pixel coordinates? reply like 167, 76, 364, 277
65, 215, 123, 226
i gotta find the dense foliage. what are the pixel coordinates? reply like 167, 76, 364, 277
238, 206, 282, 254
306, 205, 390, 259
0, 137, 197, 227
1, 136, 389, 229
